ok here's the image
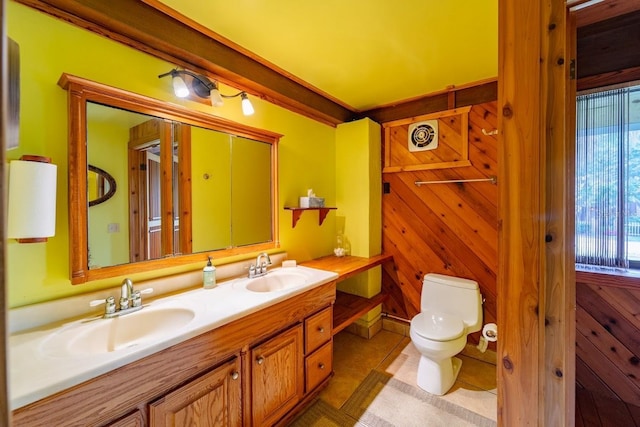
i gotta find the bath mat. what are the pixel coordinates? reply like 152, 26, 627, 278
287, 398, 366, 427
341, 370, 497, 427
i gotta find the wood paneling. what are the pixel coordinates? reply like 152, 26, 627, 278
380, 102, 498, 346
575, 388, 640, 427
577, 10, 640, 80
359, 80, 497, 125
576, 280, 640, 407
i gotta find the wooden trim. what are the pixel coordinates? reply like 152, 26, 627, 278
577, 10, 640, 80
1, 1, 9, 424
573, 0, 640, 27
58, 74, 283, 143
18, 155, 51, 163
160, 121, 173, 257
382, 106, 473, 128
543, 4, 576, 424
499, 1, 574, 424
498, 0, 543, 424
140, 0, 355, 114
383, 160, 472, 174
576, 269, 640, 289
382, 107, 472, 174
59, 73, 282, 284
360, 80, 497, 124
577, 65, 640, 91
16, 0, 354, 126
177, 124, 192, 255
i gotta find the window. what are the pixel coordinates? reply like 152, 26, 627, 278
575, 83, 640, 270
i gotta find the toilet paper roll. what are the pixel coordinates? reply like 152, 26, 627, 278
482, 323, 498, 342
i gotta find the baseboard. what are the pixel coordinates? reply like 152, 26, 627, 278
345, 317, 383, 339
381, 316, 410, 336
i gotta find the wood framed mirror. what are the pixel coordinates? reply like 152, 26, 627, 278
59, 73, 280, 284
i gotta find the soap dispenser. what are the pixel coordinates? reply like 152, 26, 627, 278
203, 256, 216, 289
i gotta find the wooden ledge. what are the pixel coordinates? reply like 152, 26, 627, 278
300, 253, 393, 282
300, 254, 394, 335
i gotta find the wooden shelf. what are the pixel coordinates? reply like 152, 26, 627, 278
300, 254, 394, 335
284, 207, 337, 228
333, 291, 389, 336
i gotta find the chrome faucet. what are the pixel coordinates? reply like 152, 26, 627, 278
249, 252, 272, 278
120, 278, 134, 310
90, 278, 153, 318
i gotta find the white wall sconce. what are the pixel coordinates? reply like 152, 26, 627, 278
158, 68, 255, 116
8, 155, 57, 243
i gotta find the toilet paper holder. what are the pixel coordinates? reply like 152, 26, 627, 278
477, 323, 498, 353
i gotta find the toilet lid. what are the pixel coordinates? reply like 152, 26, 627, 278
411, 310, 464, 341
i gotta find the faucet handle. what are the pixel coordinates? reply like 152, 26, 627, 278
90, 296, 116, 315
132, 288, 153, 307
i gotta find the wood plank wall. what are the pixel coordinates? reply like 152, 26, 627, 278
380, 101, 498, 346
576, 280, 640, 407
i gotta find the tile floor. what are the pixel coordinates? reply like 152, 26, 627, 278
319, 320, 498, 422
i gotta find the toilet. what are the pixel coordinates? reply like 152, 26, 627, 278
409, 273, 482, 395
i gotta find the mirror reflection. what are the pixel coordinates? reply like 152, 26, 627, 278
88, 165, 116, 207
85, 101, 273, 271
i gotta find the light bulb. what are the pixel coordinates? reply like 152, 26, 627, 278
241, 93, 254, 116
210, 87, 224, 107
172, 74, 189, 98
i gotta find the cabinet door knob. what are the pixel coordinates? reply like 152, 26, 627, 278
231, 371, 239, 380
318, 363, 325, 370
318, 326, 325, 333
256, 356, 265, 365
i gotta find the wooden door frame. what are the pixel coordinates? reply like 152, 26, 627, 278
1, 0, 9, 423
498, 0, 575, 425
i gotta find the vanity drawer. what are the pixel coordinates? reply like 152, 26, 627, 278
304, 306, 332, 354
305, 341, 333, 392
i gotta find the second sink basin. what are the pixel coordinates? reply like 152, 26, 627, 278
40, 306, 196, 357
242, 269, 309, 292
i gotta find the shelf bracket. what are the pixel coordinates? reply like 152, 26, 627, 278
284, 207, 337, 228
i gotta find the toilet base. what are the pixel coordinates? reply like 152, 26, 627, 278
416, 355, 462, 395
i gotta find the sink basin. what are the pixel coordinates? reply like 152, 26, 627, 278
40, 306, 195, 357
245, 270, 309, 292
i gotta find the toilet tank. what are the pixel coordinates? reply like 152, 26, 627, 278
421, 273, 483, 332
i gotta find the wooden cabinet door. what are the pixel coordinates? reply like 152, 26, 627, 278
251, 324, 304, 426
149, 357, 241, 427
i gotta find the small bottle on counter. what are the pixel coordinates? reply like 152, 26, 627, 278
203, 256, 216, 289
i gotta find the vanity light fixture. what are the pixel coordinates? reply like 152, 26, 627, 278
158, 68, 254, 115
8, 155, 57, 243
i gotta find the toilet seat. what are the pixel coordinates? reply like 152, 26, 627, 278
411, 310, 464, 341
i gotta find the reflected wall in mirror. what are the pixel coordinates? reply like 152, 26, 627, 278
61, 73, 281, 284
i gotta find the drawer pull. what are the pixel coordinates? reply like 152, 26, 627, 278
318, 363, 325, 370
318, 327, 325, 333
256, 356, 265, 365
231, 371, 239, 380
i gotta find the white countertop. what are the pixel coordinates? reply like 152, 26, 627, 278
9, 265, 338, 410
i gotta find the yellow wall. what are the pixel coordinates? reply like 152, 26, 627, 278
335, 119, 382, 326
7, 2, 338, 308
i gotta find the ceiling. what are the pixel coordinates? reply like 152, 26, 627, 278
155, 0, 499, 112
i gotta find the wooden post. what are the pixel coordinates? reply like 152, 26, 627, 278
498, 0, 574, 425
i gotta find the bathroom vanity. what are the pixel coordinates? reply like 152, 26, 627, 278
10, 269, 336, 427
